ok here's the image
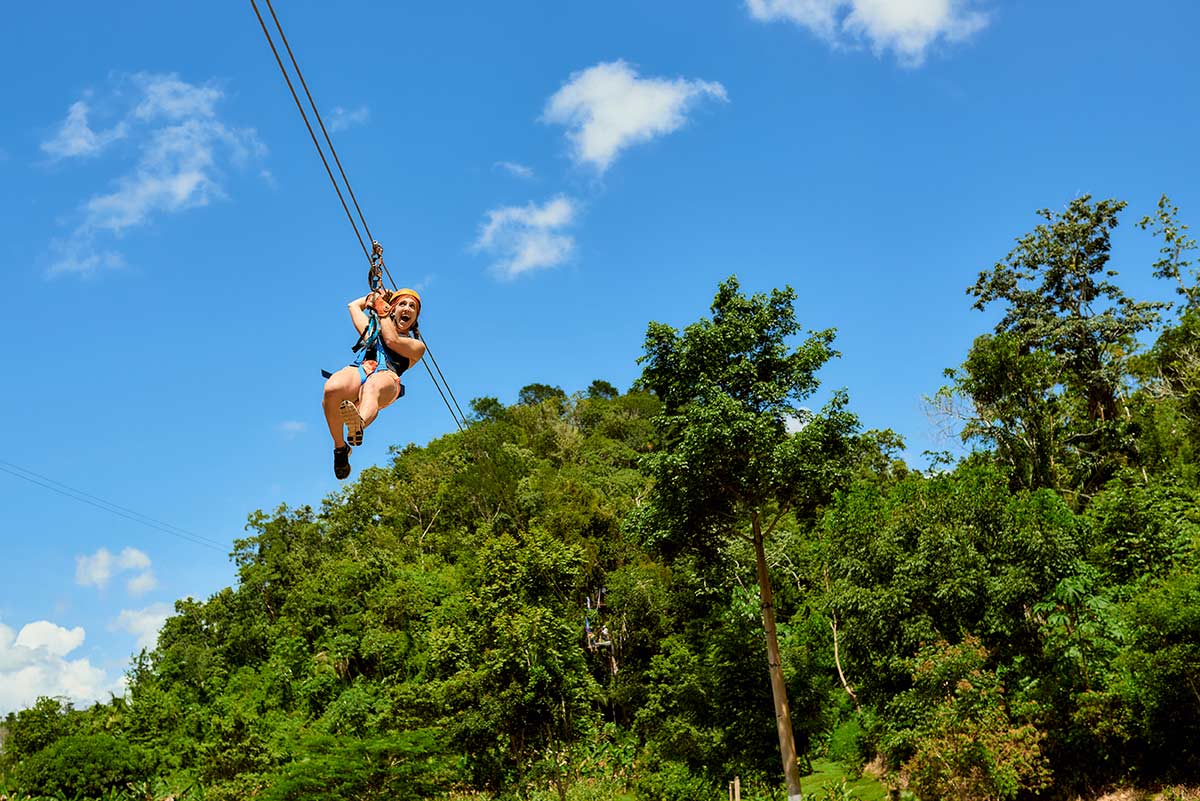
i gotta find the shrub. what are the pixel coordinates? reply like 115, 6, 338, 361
259, 731, 452, 801
13, 733, 151, 799
887, 637, 1051, 801
633, 760, 715, 801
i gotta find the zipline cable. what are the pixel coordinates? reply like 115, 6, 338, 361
261, 0, 399, 291
250, 0, 371, 264
420, 340, 468, 426
251, 0, 467, 432
420, 351, 465, 432
0, 460, 226, 553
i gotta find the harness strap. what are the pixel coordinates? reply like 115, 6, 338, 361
352, 308, 381, 354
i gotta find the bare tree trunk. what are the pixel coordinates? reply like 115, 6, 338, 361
752, 511, 803, 801
823, 565, 860, 711
830, 609, 860, 711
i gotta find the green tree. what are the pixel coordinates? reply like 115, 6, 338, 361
2, 697, 77, 766
1130, 197, 1200, 480
943, 195, 1165, 499
1138, 194, 1199, 311
638, 276, 858, 799
470, 395, 506, 422
821, 462, 1079, 704
261, 731, 451, 801
889, 637, 1051, 801
1115, 570, 1200, 779
587, 379, 620, 400
519, 382, 568, 407
433, 526, 599, 790
12, 732, 152, 799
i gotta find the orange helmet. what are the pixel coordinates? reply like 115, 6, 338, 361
387, 288, 421, 312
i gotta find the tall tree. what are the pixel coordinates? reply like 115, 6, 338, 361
638, 277, 857, 799
943, 196, 1165, 498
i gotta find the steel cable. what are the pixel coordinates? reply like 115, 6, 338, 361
250, 0, 371, 263
0, 460, 227, 553
250, 0, 466, 432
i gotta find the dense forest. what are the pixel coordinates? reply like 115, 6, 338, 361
3, 195, 1199, 801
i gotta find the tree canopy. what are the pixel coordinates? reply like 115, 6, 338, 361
4, 196, 1200, 801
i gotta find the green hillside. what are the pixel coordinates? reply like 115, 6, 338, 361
3, 196, 1199, 801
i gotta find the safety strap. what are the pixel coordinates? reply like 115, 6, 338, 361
322, 307, 381, 380
352, 308, 382, 354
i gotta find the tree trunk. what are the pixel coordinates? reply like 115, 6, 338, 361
752, 510, 803, 801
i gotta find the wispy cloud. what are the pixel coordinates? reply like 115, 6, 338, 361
276, 420, 307, 439
43, 72, 264, 276
75, 546, 153, 591
41, 101, 127, 160
542, 60, 727, 173
0, 620, 115, 714
473, 195, 577, 280
113, 603, 173, 652
745, 0, 990, 67
126, 571, 158, 596
495, 160, 535, 179
328, 104, 370, 132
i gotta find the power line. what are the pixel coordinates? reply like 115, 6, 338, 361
0, 459, 227, 553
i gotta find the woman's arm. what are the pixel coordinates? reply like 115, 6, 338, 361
382, 334, 426, 366
347, 295, 371, 336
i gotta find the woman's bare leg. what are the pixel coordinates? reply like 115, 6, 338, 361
322, 367, 361, 448
357, 372, 401, 427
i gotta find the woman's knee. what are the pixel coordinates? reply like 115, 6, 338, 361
323, 370, 358, 401
364, 376, 400, 407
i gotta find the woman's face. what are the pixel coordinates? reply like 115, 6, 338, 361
390, 295, 419, 332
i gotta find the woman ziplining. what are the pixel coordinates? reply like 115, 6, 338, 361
322, 287, 426, 479
251, 0, 468, 479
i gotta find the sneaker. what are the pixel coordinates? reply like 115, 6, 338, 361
333, 444, 352, 479
340, 400, 365, 446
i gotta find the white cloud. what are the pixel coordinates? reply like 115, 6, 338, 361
117, 547, 151, 570
132, 73, 222, 121
45, 243, 125, 275
473, 195, 577, 279
328, 104, 370, 132
746, 0, 990, 67
126, 571, 158, 596
44, 72, 264, 276
495, 160, 535, 179
76, 548, 115, 588
277, 420, 307, 439
113, 603, 173, 652
542, 60, 727, 173
14, 621, 86, 657
0, 620, 116, 714
75, 546, 153, 591
41, 101, 127, 160
785, 408, 814, 434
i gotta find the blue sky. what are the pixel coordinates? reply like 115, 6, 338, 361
1, 0, 1198, 713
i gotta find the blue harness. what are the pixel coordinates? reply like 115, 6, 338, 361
322, 309, 409, 397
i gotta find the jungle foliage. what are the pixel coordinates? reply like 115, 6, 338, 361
3, 195, 1199, 801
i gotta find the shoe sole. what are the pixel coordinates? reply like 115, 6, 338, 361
340, 400, 364, 446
